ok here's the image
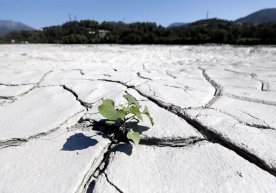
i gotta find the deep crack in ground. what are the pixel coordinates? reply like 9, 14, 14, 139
95, 78, 276, 178
0, 110, 84, 149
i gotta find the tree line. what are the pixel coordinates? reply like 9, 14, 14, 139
1, 18, 276, 45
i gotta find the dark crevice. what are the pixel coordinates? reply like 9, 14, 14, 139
144, 83, 158, 98
56, 69, 85, 76
80, 142, 112, 193
142, 64, 151, 72
171, 107, 276, 177
208, 107, 275, 131
86, 142, 115, 193
0, 138, 28, 149
239, 110, 274, 129
240, 110, 263, 121
245, 123, 276, 130
81, 117, 206, 148
260, 82, 270, 92
250, 73, 267, 92
165, 70, 177, 79
104, 173, 124, 193
0, 96, 15, 100
223, 68, 265, 92
224, 69, 249, 76
86, 136, 206, 193
103, 74, 111, 77
137, 72, 152, 81
199, 68, 222, 96
74, 69, 85, 76
0, 83, 35, 86
261, 82, 265, 91
62, 85, 92, 110
198, 67, 223, 107
17, 85, 38, 97
37, 70, 53, 86
164, 84, 190, 93
143, 83, 167, 102
96, 78, 276, 177
200, 68, 276, 107
225, 93, 276, 107
80, 70, 85, 76
0, 110, 84, 149
0, 70, 52, 100
140, 137, 205, 147
84, 121, 206, 192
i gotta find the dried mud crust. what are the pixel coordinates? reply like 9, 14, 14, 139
0, 45, 276, 193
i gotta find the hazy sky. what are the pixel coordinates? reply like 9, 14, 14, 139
1, 0, 276, 28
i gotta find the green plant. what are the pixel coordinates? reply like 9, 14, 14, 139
98, 92, 154, 145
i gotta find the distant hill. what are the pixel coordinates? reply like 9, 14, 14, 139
0, 20, 33, 36
2, 15, 276, 45
167, 23, 187, 28
236, 8, 276, 24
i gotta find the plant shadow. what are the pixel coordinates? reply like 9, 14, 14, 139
61, 133, 98, 151
92, 119, 150, 156
111, 143, 133, 156
61, 118, 149, 155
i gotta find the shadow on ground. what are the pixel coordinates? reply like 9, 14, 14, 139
112, 143, 133, 156
62, 133, 98, 151
61, 119, 149, 156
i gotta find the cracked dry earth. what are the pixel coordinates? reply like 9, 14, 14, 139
0, 45, 276, 193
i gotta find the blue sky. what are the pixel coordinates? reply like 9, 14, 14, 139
1, 0, 276, 28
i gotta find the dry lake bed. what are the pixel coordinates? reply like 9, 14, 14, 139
0, 44, 276, 193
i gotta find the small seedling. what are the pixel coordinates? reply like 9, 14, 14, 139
98, 92, 154, 145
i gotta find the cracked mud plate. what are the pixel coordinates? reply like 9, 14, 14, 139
1, 45, 276, 193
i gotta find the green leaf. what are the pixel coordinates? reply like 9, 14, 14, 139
116, 109, 126, 120
123, 93, 140, 108
129, 105, 143, 121
98, 99, 116, 120
98, 99, 126, 120
127, 129, 140, 145
142, 106, 154, 126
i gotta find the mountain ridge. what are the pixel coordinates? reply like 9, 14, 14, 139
167, 22, 188, 28
236, 8, 276, 24
167, 8, 276, 28
0, 20, 34, 36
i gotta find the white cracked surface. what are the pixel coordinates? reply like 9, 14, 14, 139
0, 85, 34, 97
0, 45, 276, 193
186, 108, 276, 171
0, 128, 110, 193
211, 96, 276, 128
95, 142, 276, 193
0, 86, 84, 141
0, 70, 46, 85
86, 88, 203, 140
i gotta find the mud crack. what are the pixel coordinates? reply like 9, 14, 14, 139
0, 70, 52, 101
225, 93, 276, 107
62, 85, 92, 110
137, 72, 152, 81
0, 110, 84, 149
140, 137, 205, 147
104, 173, 124, 193
84, 142, 116, 193
198, 67, 223, 107
96, 78, 276, 177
